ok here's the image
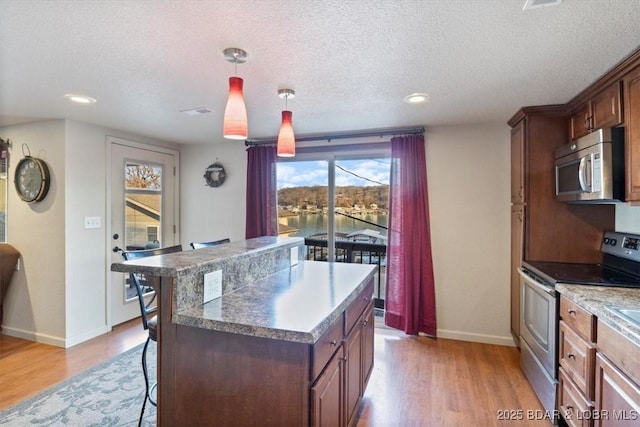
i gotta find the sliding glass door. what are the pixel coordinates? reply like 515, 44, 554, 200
276, 151, 389, 308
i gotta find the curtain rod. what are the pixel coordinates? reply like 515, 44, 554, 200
244, 126, 425, 146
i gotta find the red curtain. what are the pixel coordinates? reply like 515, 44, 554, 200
245, 145, 278, 239
384, 134, 437, 336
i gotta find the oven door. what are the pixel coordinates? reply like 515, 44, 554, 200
519, 268, 558, 379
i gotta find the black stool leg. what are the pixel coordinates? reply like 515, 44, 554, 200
138, 336, 152, 427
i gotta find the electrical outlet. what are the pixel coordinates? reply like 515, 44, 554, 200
204, 269, 223, 303
290, 247, 299, 266
84, 216, 101, 229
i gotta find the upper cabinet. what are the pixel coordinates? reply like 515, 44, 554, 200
623, 65, 640, 202
511, 120, 526, 204
569, 81, 623, 140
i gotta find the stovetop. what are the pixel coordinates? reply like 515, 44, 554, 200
523, 260, 640, 287
521, 231, 640, 288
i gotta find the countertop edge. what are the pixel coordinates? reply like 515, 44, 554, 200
555, 284, 640, 346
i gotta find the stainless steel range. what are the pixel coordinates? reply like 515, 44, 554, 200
518, 231, 640, 417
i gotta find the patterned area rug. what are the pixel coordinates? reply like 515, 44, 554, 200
0, 343, 156, 426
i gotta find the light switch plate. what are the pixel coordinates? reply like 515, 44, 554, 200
84, 216, 101, 229
290, 247, 299, 266
204, 270, 222, 303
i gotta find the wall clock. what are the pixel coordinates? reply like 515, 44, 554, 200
203, 162, 226, 188
15, 156, 51, 202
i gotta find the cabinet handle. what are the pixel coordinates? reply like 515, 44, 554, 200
330, 340, 338, 347
362, 319, 369, 326
567, 353, 576, 360
568, 309, 576, 315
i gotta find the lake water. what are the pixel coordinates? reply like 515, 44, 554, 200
279, 213, 388, 238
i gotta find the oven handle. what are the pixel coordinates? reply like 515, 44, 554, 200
518, 268, 557, 297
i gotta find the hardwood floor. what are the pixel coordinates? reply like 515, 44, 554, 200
357, 324, 549, 426
0, 318, 147, 410
1, 320, 547, 426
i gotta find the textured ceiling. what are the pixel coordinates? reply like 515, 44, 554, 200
1, 0, 639, 145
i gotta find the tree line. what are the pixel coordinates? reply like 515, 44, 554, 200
278, 185, 389, 209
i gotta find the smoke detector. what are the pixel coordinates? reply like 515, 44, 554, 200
523, 0, 563, 10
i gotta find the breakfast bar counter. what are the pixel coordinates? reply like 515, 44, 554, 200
111, 236, 377, 426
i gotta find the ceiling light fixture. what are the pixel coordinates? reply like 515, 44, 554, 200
403, 93, 429, 104
277, 89, 296, 157
64, 94, 97, 104
222, 48, 248, 140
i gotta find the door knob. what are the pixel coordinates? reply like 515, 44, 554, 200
113, 246, 123, 253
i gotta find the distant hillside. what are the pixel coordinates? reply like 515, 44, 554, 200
278, 185, 389, 209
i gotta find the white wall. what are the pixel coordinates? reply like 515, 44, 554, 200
180, 141, 247, 246
1, 120, 67, 343
426, 124, 513, 346
1, 119, 179, 347
615, 203, 640, 234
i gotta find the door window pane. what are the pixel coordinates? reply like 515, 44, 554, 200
124, 162, 162, 301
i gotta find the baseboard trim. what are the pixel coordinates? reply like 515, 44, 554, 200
65, 325, 111, 348
437, 329, 517, 347
1, 326, 66, 348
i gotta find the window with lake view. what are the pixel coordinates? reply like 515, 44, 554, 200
277, 156, 390, 308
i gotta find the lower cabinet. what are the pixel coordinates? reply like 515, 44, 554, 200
594, 320, 640, 426
594, 353, 640, 426
311, 298, 375, 427
311, 350, 344, 427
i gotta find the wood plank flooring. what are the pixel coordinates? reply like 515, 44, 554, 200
1, 319, 548, 426
0, 319, 146, 410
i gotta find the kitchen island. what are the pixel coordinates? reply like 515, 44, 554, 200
111, 237, 377, 426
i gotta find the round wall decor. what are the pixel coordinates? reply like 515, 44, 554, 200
15, 156, 51, 202
203, 162, 226, 187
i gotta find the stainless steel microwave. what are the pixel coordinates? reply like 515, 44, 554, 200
555, 127, 625, 202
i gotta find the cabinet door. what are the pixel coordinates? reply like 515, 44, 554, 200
345, 319, 363, 427
570, 104, 591, 140
594, 353, 640, 427
362, 304, 375, 388
510, 205, 524, 345
311, 351, 344, 427
624, 65, 640, 202
591, 82, 623, 130
511, 120, 526, 204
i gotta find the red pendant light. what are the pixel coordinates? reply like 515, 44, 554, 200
222, 48, 248, 140
277, 89, 296, 157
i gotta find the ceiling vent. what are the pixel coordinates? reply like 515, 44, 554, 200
181, 107, 213, 116
523, 0, 563, 10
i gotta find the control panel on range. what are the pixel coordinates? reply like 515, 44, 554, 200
601, 231, 640, 261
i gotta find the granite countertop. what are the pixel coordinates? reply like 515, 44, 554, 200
555, 284, 640, 346
111, 236, 302, 277
174, 261, 377, 344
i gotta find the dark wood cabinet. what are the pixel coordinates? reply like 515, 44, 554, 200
570, 82, 623, 140
510, 204, 524, 344
595, 321, 640, 426
508, 109, 614, 264
344, 302, 374, 427
511, 120, 526, 204
623, 65, 640, 202
312, 350, 344, 427
508, 109, 615, 346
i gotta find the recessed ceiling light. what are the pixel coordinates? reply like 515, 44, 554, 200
64, 94, 97, 104
523, 0, 563, 10
403, 93, 429, 104
180, 107, 214, 116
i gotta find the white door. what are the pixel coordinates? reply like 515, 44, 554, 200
109, 138, 178, 326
